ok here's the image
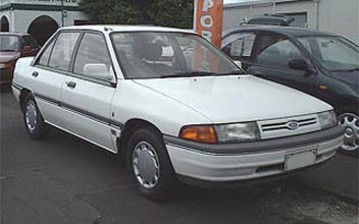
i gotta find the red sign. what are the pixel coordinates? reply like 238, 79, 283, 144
194, 0, 223, 48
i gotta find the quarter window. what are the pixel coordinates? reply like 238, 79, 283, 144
38, 39, 55, 66
49, 32, 80, 71
73, 33, 113, 80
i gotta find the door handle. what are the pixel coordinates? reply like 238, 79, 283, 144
32, 71, 39, 77
66, 81, 77, 89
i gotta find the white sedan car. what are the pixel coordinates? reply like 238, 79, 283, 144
12, 26, 343, 200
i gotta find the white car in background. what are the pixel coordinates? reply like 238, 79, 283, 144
12, 26, 343, 200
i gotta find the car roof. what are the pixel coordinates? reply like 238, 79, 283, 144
223, 25, 338, 38
60, 25, 196, 34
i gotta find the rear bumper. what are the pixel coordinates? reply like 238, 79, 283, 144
164, 126, 343, 182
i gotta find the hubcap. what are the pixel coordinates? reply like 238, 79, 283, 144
338, 113, 359, 151
25, 101, 37, 133
132, 141, 160, 189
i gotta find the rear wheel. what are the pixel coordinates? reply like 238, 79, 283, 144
23, 94, 50, 140
127, 127, 176, 200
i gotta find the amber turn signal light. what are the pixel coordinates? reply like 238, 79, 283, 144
179, 125, 218, 144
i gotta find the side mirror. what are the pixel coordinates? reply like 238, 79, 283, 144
21, 46, 31, 55
288, 59, 308, 71
83, 63, 115, 82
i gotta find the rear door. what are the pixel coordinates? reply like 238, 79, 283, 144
60, 32, 117, 152
31, 31, 80, 127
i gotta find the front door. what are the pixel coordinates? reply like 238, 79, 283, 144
248, 33, 317, 96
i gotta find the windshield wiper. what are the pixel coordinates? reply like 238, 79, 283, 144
160, 71, 216, 78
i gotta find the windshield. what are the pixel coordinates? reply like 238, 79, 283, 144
0, 35, 21, 52
111, 32, 242, 79
297, 36, 359, 71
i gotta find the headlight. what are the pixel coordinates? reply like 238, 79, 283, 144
318, 111, 337, 129
179, 122, 261, 144
0, 62, 11, 69
215, 122, 260, 143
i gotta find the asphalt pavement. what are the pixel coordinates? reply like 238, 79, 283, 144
1, 89, 358, 224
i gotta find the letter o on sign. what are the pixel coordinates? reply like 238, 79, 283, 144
200, 15, 213, 28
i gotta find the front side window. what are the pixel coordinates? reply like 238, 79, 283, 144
49, 32, 80, 71
0, 35, 21, 52
222, 32, 256, 61
111, 32, 241, 79
257, 38, 303, 69
73, 33, 113, 80
298, 36, 359, 71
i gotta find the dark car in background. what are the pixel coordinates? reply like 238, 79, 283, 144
0, 33, 40, 86
222, 26, 359, 153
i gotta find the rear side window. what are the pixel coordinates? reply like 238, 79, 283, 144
73, 33, 112, 79
49, 32, 80, 71
22, 35, 39, 49
222, 32, 256, 61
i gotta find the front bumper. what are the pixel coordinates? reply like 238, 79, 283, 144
0, 68, 14, 85
164, 126, 343, 182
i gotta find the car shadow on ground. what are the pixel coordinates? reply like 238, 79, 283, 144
48, 128, 358, 224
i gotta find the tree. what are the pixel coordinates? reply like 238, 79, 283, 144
79, 0, 194, 29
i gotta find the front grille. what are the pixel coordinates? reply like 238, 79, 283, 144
258, 114, 321, 139
261, 117, 317, 132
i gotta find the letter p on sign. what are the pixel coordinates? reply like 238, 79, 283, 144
194, 0, 223, 48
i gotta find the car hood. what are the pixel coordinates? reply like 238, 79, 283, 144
133, 75, 332, 123
0, 52, 20, 63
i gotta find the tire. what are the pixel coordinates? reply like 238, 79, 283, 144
127, 127, 176, 200
337, 108, 359, 157
22, 94, 50, 140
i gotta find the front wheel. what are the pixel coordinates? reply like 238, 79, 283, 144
338, 113, 359, 156
23, 94, 50, 140
127, 127, 176, 200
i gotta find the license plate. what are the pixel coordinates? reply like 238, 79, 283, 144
284, 149, 317, 171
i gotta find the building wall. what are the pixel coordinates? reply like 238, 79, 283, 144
0, 0, 88, 34
318, 0, 358, 44
223, 0, 318, 30
10, 9, 87, 33
223, 0, 359, 44
0, 10, 14, 30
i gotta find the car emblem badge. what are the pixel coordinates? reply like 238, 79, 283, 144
286, 121, 300, 130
